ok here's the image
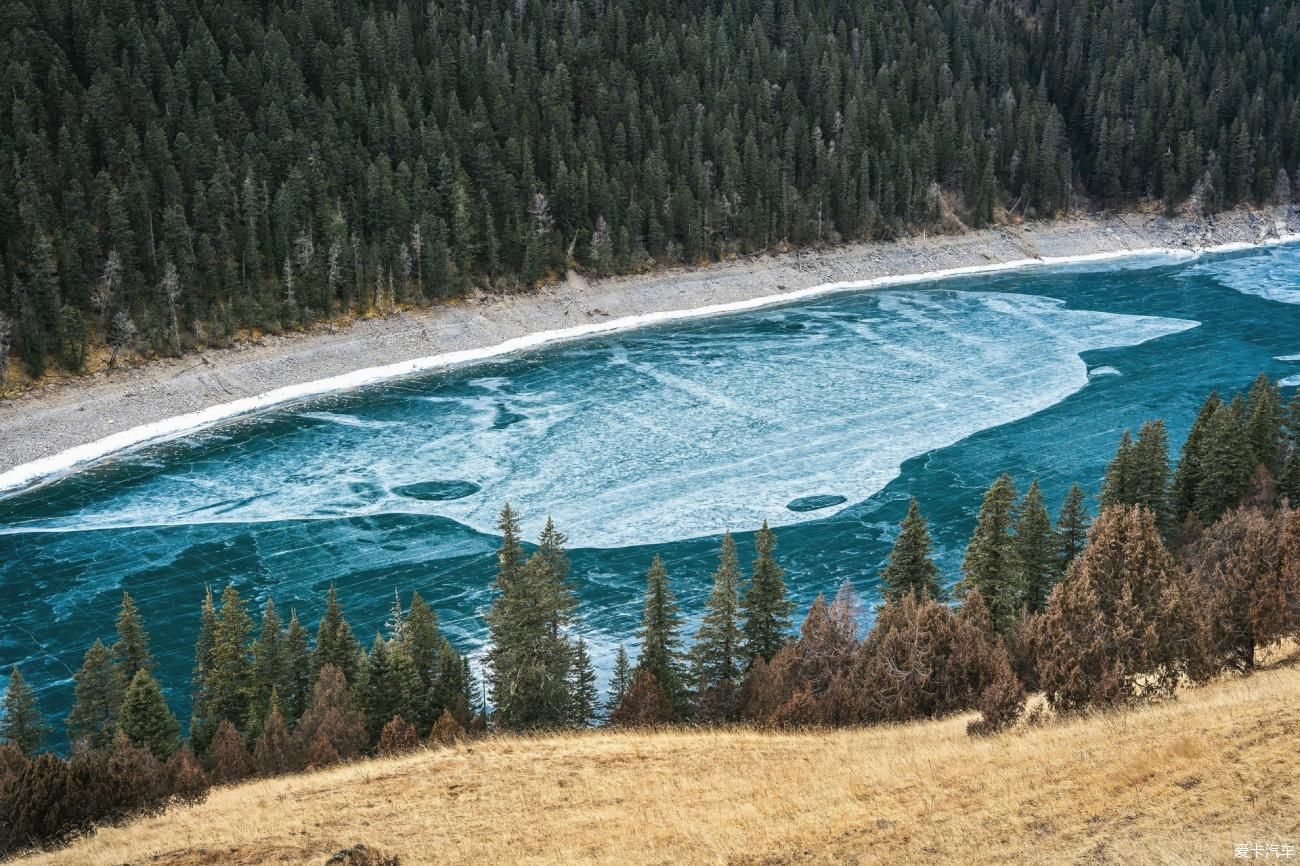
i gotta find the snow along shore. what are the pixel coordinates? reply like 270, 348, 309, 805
2, 205, 1298, 491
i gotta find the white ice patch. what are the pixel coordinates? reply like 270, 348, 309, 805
1191, 244, 1300, 305
7, 290, 1196, 547
1088, 366, 1122, 377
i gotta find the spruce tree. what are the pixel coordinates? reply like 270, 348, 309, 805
190, 587, 219, 751
879, 498, 944, 603
1, 667, 49, 756
691, 533, 746, 691
1100, 431, 1137, 510
606, 645, 633, 719
250, 598, 285, 733
282, 611, 312, 723
959, 474, 1019, 631
66, 639, 122, 752
741, 522, 794, 662
568, 638, 598, 727
486, 505, 575, 729
1172, 393, 1221, 520
402, 592, 448, 731
1195, 397, 1253, 523
193, 584, 255, 748
314, 585, 360, 684
1012, 481, 1059, 614
637, 555, 687, 713
1244, 373, 1283, 473
111, 592, 154, 684
118, 670, 181, 759
1055, 483, 1091, 574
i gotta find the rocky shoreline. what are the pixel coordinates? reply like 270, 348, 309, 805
2, 205, 1297, 484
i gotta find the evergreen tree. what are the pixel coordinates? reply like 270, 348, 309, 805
190, 587, 219, 751
1, 667, 49, 756
691, 533, 746, 692
250, 599, 285, 734
879, 499, 944, 603
1195, 397, 1253, 523
605, 645, 633, 719
568, 638, 599, 727
402, 592, 449, 731
1055, 483, 1091, 574
111, 592, 154, 684
959, 474, 1019, 631
637, 555, 687, 714
66, 639, 122, 752
1244, 374, 1283, 473
282, 611, 312, 723
193, 584, 255, 747
1012, 481, 1059, 614
742, 522, 794, 662
117, 670, 180, 760
314, 585, 360, 684
1172, 393, 1222, 520
486, 505, 575, 729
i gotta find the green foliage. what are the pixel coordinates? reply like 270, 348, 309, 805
742, 522, 794, 662
959, 474, 1019, 631
637, 555, 688, 715
1012, 482, 1059, 615
314, 585, 360, 685
5, 0, 1294, 374
568, 638, 599, 728
1101, 421, 1172, 536
1, 667, 49, 756
605, 645, 633, 719
691, 533, 746, 692
118, 671, 180, 760
111, 592, 154, 685
66, 640, 122, 752
487, 506, 580, 729
879, 499, 944, 603
1055, 483, 1091, 575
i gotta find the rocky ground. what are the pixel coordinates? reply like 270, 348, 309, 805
1, 205, 1296, 484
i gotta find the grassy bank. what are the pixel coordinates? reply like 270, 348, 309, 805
14, 651, 1299, 866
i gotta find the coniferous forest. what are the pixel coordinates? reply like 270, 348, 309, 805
4, 376, 1300, 856
2, 0, 1300, 380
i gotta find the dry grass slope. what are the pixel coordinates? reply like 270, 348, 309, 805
14, 659, 1300, 866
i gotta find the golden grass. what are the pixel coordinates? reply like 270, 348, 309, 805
15, 660, 1300, 866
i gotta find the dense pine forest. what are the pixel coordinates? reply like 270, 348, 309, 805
1, 0, 1299, 380
4, 375, 1300, 857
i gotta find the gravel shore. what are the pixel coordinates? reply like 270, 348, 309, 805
2, 205, 1297, 484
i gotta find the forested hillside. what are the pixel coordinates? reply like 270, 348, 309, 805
1, 0, 1298, 378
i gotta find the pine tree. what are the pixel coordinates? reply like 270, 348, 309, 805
118, 670, 180, 760
1195, 397, 1252, 523
879, 498, 944, 603
691, 532, 746, 692
193, 584, 255, 748
1, 667, 49, 756
1013, 481, 1059, 614
1055, 483, 1091, 574
605, 645, 633, 719
111, 592, 154, 684
637, 555, 687, 713
314, 585, 360, 683
66, 639, 122, 752
401, 591, 445, 730
742, 522, 794, 662
959, 474, 1019, 631
1100, 430, 1138, 511
568, 638, 598, 727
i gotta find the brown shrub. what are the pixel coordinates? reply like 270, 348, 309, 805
377, 716, 420, 756
1037, 505, 1200, 714
293, 664, 367, 765
164, 748, 210, 805
1, 753, 82, 854
610, 669, 679, 727
428, 709, 466, 748
254, 705, 300, 777
769, 690, 822, 729
966, 646, 1026, 736
206, 720, 254, 784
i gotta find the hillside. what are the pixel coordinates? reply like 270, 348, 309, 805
15, 658, 1299, 866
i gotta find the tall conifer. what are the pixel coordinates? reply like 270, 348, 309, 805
691, 533, 746, 691
66, 639, 122, 751
879, 499, 944, 602
637, 555, 687, 713
742, 522, 794, 662
959, 474, 1019, 631
0, 667, 48, 756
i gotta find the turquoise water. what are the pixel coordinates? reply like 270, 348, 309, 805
4, 242, 1300, 738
